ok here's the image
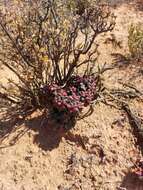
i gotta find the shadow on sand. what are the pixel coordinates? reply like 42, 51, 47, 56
0, 109, 87, 151
119, 172, 143, 190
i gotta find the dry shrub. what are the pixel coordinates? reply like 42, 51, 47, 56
0, 0, 115, 128
128, 24, 143, 60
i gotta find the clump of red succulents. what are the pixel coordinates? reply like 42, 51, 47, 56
39, 75, 97, 127
132, 160, 143, 178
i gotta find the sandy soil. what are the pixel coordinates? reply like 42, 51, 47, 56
0, 1, 143, 190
